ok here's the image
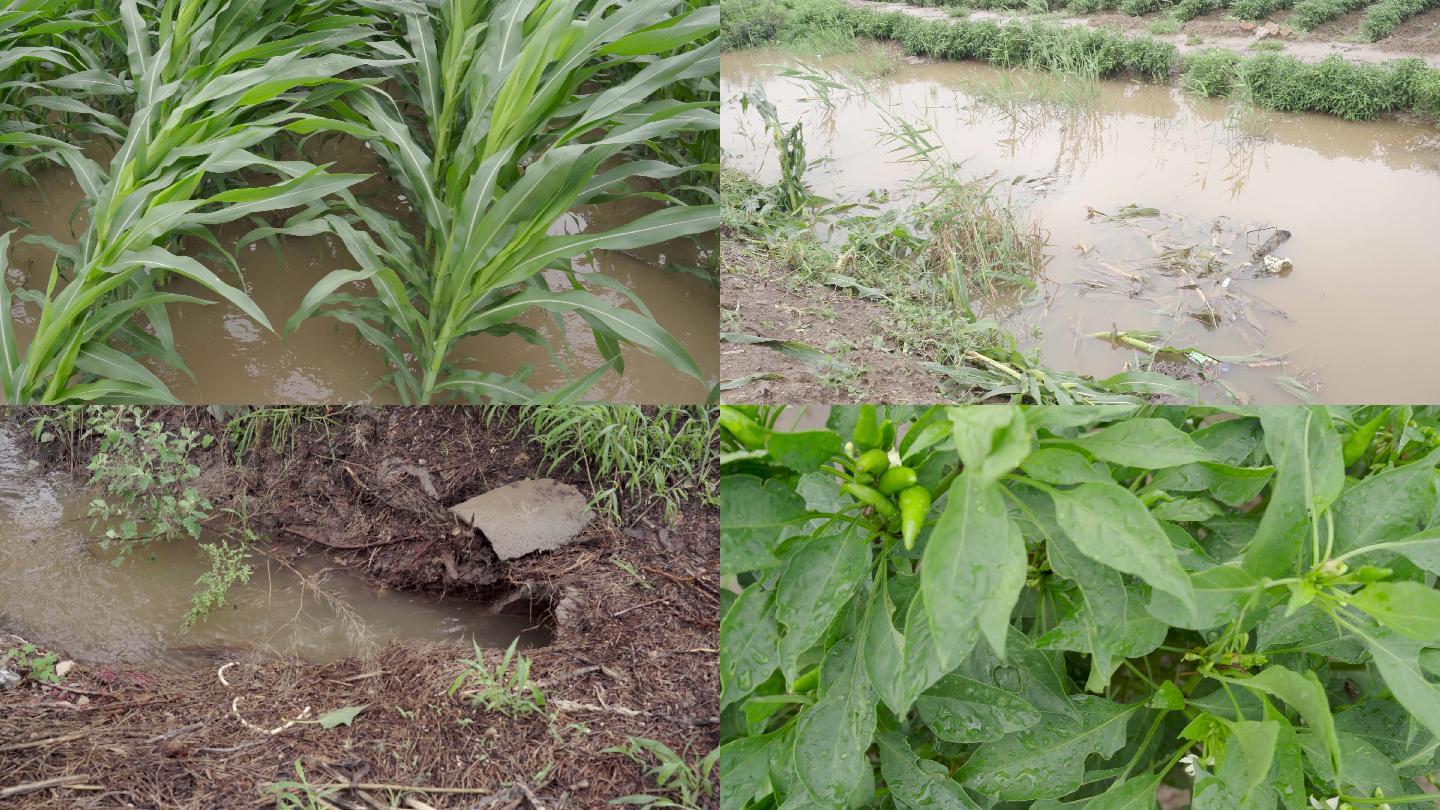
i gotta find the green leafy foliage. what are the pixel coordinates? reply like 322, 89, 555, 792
1, 0, 717, 404
720, 404, 1440, 809
448, 637, 547, 718
606, 736, 720, 807
84, 405, 214, 557
2, 642, 61, 684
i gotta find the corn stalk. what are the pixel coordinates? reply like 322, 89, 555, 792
0, 0, 390, 403
270, 0, 719, 403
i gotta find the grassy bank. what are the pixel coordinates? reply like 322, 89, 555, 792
720, 0, 1440, 120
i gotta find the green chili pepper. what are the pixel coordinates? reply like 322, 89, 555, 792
843, 482, 897, 518
880, 419, 896, 451
853, 405, 881, 451
855, 448, 890, 477
1351, 565, 1392, 583
1344, 410, 1387, 467
877, 465, 917, 495
898, 486, 931, 551
719, 405, 768, 450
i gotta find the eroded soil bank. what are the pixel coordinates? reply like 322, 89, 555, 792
722, 50, 1440, 402
0, 407, 719, 808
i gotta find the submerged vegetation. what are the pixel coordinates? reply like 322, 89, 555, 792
719, 0, 1440, 120
0, 0, 719, 404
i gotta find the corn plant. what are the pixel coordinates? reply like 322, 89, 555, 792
0, 0, 388, 403
270, 0, 720, 403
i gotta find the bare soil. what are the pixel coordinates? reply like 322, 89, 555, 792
721, 238, 944, 404
0, 407, 719, 809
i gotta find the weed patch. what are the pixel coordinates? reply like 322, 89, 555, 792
448, 639, 547, 718
722, 0, 1440, 121
486, 405, 717, 525
1361, 0, 1440, 41
1171, 0, 1219, 18
1289, 0, 1373, 30
1230, 0, 1296, 18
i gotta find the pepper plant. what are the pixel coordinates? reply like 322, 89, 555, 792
720, 404, 1440, 809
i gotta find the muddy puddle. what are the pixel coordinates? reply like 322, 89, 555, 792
0, 142, 717, 404
0, 428, 549, 670
723, 50, 1440, 402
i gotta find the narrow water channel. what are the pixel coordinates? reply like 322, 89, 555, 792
0, 428, 548, 669
722, 49, 1440, 403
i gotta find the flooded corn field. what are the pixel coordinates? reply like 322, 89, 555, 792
722, 48, 1440, 402
0, 428, 547, 669
0, 161, 718, 405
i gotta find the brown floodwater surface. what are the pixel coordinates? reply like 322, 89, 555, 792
0, 428, 548, 668
722, 49, 1440, 403
0, 146, 716, 403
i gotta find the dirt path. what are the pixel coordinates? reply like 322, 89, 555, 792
848, 0, 1440, 67
0, 408, 718, 809
721, 239, 944, 403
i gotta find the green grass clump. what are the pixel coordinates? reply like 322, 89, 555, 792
1172, 0, 1220, 20
1360, 0, 1440, 41
1148, 16, 1182, 33
1239, 53, 1413, 119
487, 405, 717, 524
1409, 63, 1440, 116
721, 0, 792, 48
1120, 0, 1171, 15
1229, 0, 1295, 18
1182, 48, 1242, 95
1066, 0, 1121, 12
1288, 0, 1371, 30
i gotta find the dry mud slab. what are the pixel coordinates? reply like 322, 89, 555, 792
0, 407, 719, 809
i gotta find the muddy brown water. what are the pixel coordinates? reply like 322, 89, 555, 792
723, 50, 1440, 403
0, 428, 549, 669
0, 144, 717, 404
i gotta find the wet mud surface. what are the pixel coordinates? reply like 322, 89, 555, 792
0, 407, 719, 808
722, 50, 1440, 402
722, 240, 946, 402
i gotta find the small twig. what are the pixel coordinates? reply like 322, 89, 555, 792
0, 775, 97, 800
611, 598, 666, 618
550, 697, 645, 717
196, 739, 270, 755
40, 681, 113, 698
144, 723, 204, 744
0, 731, 89, 753
312, 783, 499, 796
338, 670, 386, 683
